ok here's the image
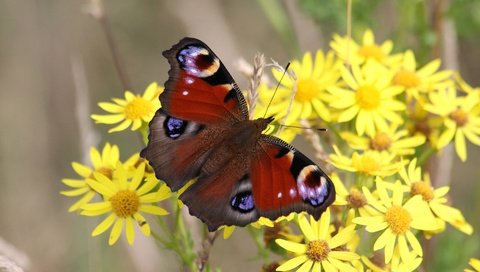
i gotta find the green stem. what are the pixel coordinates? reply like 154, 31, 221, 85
246, 226, 271, 263
417, 145, 436, 166
174, 201, 197, 271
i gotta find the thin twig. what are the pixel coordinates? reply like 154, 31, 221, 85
84, 0, 131, 91
299, 119, 335, 173
345, 0, 352, 69
196, 230, 220, 272
276, 66, 297, 137
247, 53, 265, 119
0, 238, 29, 270
234, 57, 273, 87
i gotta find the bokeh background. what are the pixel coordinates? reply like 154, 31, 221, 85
0, 0, 479, 271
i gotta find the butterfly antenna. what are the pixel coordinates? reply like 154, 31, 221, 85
273, 124, 328, 132
263, 62, 291, 118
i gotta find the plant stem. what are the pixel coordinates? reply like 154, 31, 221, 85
87, 0, 132, 91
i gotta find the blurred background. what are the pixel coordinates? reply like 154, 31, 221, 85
0, 0, 479, 271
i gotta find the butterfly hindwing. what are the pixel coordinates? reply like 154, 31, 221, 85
161, 37, 248, 124
251, 135, 335, 220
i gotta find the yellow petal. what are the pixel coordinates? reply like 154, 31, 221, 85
133, 213, 151, 236
60, 187, 90, 197
298, 215, 315, 241
108, 119, 132, 133
98, 102, 125, 113
276, 255, 308, 271
90, 147, 102, 169
67, 191, 96, 212
143, 82, 158, 100
91, 114, 125, 124
406, 230, 423, 256
328, 251, 359, 261
62, 178, 86, 188
72, 162, 92, 177
373, 228, 393, 251
297, 259, 313, 272
384, 233, 396, 263
454, 129, 467, 161
328, 225, 354, 248
139, 205, 169, 216
125, 217, 135, 245
109, 218, 124, 245
275, 239, 307, 253
92, 213, 116, 236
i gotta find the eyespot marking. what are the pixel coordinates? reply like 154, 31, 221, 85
163, 116, 188, 139
231, 191, 255, 213
296, 165, 329, 207
177, 45, 220, 78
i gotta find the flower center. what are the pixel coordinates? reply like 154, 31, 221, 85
347, 189, 368, 208
124, 97, 153, 120
385, 206, 412, 235
352, 153, 381, 174
393, 70, 420, 88
95, 167, 113, 179
449, 109, 469, 127
306, 240, 330, 262
370, 132, 392, 151
296, 78, 320, 103
355, 85, 381, 110
357, 45, 385, 61
110, 190, 140, 217
411, 181, 434, 201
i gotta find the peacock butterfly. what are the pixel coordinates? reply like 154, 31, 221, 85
141, 38, 335, 231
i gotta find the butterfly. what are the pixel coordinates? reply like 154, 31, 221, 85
141, 38, 335, 231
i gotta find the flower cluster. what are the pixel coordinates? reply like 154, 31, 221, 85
61, 30, 478, 271
62, 83, 170, 245
253, 30, 476, 271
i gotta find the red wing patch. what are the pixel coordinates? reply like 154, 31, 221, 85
251, 136, 335, 220
160, 38, 248, 124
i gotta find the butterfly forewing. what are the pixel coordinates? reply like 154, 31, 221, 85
161, 38, 248, 124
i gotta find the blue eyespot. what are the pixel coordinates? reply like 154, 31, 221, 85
164, 116, 187, 139
231, 192, 255, 213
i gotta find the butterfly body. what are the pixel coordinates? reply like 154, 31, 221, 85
141, 38, 335, 231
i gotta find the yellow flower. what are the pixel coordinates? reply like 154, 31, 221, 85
331, 173, 379, 217
353, 182, 438, 264
361, 245, 422, 272
257, 49, 340, 124
61, 143, 125, 212
220, 213, 296, 240
275, 209, 359, 272
81, 162, 171, 245
330, 29, 401, 66
391, 50, 452, 100
341, 123, 426, 156
406, 98, 444, 146
399, 159, 473, 234
424, 87, 480, 161
466, 258, 480, 272
329, 146, 404, 177
328, 61, 405, 135
91, 82, 162, 133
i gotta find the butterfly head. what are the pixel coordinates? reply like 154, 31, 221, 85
253, 116, 275, 133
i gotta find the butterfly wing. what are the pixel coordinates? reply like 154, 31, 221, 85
143, 38, 335, 231
176, 133, 335, 231
161, 37, 248, 124
141, 110, 227, 191
142, 38, 248, 191
251, 135, 335, 221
